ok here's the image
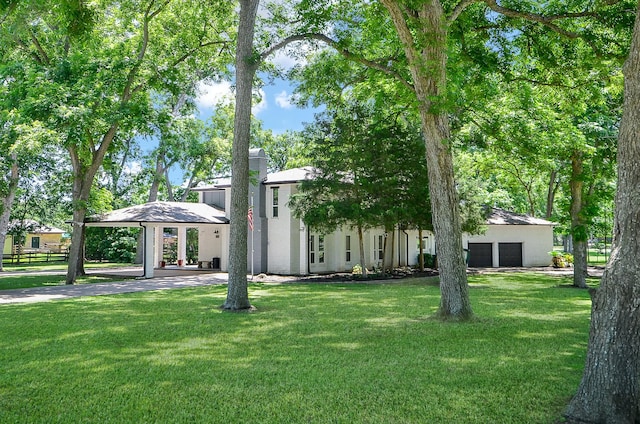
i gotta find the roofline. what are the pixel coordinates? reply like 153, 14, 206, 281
85, 220, 229, 227
263, 179, 302, 185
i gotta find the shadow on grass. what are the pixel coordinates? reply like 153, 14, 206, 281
0, 277, 591, 423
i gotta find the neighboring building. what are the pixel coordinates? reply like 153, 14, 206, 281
3, 220, 68, 256
86, 149, 555, 276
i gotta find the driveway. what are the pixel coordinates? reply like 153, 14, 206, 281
0, 271, 231, 305
0, 265, 603, 305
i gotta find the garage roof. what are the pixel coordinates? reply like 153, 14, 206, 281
488, 208, 555, 226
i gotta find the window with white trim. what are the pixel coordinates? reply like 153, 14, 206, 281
272, 187, 279, 218
310, 235, 315, 264
376, 235, 384, 260
318, 235, 325, 263
310, 234, 325, 264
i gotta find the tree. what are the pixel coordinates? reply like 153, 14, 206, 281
285, 0, 631, 318
224, 0, 260, 310
1, 1, 235, 284
289, 100, 436, 275
564, 2, 640, 421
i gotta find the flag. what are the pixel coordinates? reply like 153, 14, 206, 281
248, 207, 254, 231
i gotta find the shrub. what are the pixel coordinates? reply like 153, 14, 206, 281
417, 253, 437, 269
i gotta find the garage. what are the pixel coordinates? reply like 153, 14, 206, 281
499, 242, 523, 267
468, 243, 493, 267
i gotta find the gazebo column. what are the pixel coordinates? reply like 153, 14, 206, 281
143, 225, 155, 278
155, 226, 163, 267
299, 224, 308, 275
177, 226, 187, 267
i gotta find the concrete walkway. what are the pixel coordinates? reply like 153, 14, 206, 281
0, 270, 231, 305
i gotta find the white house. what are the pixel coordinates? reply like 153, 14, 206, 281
192, 149, 555, 275
86, 149, 555, 276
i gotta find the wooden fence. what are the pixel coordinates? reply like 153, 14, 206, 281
3, 248, 69, 264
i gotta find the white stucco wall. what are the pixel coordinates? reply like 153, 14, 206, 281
199, 178, 554, 274
198, 225, 227, 270
267, 184, 296, 275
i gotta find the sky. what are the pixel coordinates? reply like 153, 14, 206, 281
195, 77, 320, 135
165, 45, 323, 184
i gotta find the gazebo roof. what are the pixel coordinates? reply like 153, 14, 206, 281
85, 202, 229, 227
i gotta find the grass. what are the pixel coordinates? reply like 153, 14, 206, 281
1, 261, 133, 273
0, 262, 136, 290
587, 248, 610, 266
0, 273, 134, 290
0, 273, 592, 423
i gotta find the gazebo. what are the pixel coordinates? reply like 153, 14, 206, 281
85, 201, 229, 278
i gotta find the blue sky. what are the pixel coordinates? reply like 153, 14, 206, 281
155, 76, 320, 185
194, 77, 320, 134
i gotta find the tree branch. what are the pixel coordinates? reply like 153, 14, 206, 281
171, 40, 231, 68
122, 0, 170, 103
262, 32, 414, 93
29, 30, 50, 65
482, 0, 597, 39
449, 0, 482, 24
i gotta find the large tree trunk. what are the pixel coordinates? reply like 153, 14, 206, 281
65, 178, 91, 285
66, 126, 118, 284
565, 7, 640, 422
0, 153, 19, 272
357, 224, 367, 277
223, 0, 259, 310
570, 151, 588, 288
381, 0, 472, 320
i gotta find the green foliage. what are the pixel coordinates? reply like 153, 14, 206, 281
418, 253, 437, 269
0, 273, 593, 422
290, 100, 432, 233
85, 227, 139, 263
549, 250, 574, 268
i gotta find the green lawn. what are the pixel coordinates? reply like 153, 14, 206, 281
0, 273, 591, 423
0, 273, 134, 290
1, 261, 133, 273
0, 262, 136, 290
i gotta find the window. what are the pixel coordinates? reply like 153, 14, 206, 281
31, 237, 40, 249
272, 187, 279, 218
345, 235, 351, 262
318, 235, 325, 263
310, 234, 325, 264
376, 235, 384, 260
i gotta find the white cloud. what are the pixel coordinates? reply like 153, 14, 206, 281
196, 81, 268, 116
252, 88, 268, 115
196, 81, 233, 110
125, 161, 143, 176
275, 90, 293, 109
270, 49, 301, 70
